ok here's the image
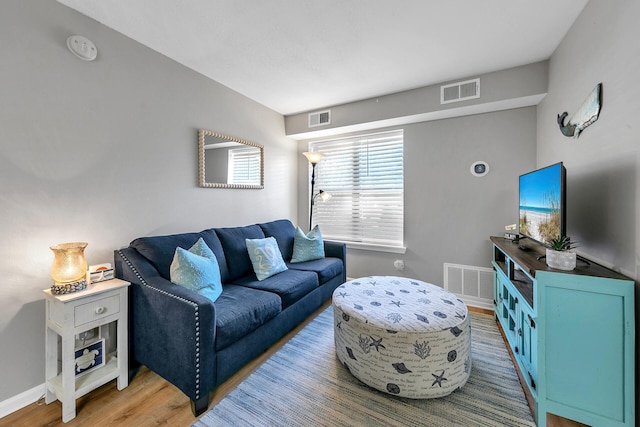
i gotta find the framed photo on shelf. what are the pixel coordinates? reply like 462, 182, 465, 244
74, 338, 105, 377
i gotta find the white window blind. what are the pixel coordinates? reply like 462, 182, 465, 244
309, 130, 404, 248
228, 147, 261, 185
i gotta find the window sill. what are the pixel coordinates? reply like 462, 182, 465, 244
345, 242, 406, 254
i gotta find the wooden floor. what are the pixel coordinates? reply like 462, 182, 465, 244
1, 303, 585, 427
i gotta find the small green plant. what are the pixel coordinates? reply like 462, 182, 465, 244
548, 235, 578, 251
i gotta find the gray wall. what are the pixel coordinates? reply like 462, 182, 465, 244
286, 61, 548, 138
0, 0, 296, 402
537, 0, 639, 279
299, 108, 536, 285
536, 0, 640, 411
293, 63, 546, 286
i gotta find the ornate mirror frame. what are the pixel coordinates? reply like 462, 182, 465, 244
198, 129, 264, 189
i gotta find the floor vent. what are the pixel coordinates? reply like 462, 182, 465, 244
443, 263, 493, 310
308, 109, 331, 128
440, 78, 480, 104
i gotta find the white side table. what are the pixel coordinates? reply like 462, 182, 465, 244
43, 278, 130, 422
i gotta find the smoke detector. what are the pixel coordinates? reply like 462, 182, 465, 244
67, 35, 97, 61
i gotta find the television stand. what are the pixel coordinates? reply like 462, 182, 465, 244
490, 236, 634, 427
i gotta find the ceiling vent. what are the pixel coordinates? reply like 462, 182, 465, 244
441, 78, 480, 104
308, 110, 331, 128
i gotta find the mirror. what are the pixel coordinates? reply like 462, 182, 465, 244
198, 129, 264, 189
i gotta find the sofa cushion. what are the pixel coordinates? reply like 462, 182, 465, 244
291, 225, 324, 263
130, 232, 204, 280
214, 284, 282, 351
246, 237, 288, 281
215, 225, 265, 281
169, 239, 222, 302
199, 228, 230, 283
232, 269, 318, 309
259, 219, 295, 261
287, 257, 344, 285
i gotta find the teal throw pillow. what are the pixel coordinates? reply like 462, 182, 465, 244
246, 237, 288, 281
170, 237, 222, 302
291, 225, 325, 263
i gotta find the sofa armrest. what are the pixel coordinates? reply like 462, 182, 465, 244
324, 240, 347, 282
114, 248, 216, 403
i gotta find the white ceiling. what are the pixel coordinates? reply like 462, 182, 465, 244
57, 0, 588, 115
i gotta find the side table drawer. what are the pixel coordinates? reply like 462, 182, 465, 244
75, 294, 120, 326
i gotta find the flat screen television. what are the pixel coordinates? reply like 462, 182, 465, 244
518, 162, 566, 247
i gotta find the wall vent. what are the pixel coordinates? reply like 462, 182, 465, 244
440, 78, 480, 104
443, 263, 494, 310
308, 110, 331, 128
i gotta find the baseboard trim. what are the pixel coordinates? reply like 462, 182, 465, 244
0, 383, 45, 419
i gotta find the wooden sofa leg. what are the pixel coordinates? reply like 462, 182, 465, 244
191, 395, 209, 416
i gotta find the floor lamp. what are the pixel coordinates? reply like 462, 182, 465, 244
303, 151, 325, 231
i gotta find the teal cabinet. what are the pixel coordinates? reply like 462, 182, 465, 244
519, 302, 537, 393
491, 237, 634, 427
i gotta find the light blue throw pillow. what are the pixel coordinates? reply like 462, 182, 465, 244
170, 237, 222, 302
291, 225, 325, 263
245, 237, 288, 281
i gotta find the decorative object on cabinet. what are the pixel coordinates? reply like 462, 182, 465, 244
491, 236, 634, 427
50, 242, 88, 295
544, 249, 576, 271
89, 263, 115, 283
198, 129, 264, 189
44, 278, 130, 423
557, 83, 602, 138
303, 151, 329, 230
544, 235, 578, 270
74, 338, 105, 377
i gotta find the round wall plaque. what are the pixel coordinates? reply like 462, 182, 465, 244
470, 161, 490, 177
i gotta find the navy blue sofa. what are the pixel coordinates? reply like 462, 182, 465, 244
114, 219, 346, 415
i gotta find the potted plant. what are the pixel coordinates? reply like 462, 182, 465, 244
545, 235, 578, 270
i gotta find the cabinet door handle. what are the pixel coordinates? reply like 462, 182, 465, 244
527, 314, 536, 328
528, 372, 536, 390
517, 328, 522, 336
514, 297, 519, 305
95, 306, 106, 315
515, 346, 519, 354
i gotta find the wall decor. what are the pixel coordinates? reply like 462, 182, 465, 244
470, 161, 490, 177
198, 129, 264, 189
557, 83, 602, 138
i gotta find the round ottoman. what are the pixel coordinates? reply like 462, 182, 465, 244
332, 276, 471, 398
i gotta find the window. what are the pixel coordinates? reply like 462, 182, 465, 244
227, 147, 261, 185
309, 129, 404, 250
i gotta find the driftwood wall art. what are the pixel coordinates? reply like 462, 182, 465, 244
557, 83, 603, 138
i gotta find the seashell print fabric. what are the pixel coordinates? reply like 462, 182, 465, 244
333, 276, 472, 398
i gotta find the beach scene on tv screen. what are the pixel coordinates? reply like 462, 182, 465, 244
519, 165, 561, 245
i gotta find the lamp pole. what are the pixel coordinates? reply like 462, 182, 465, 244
309, 162, 317, 231
303, 151, 325, 231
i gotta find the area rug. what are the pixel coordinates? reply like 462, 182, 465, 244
194, 306, 535, 427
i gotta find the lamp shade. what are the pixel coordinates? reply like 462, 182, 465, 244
316, 190, 332, 202
303, 151, 324, 165
50, 242, 88, 284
